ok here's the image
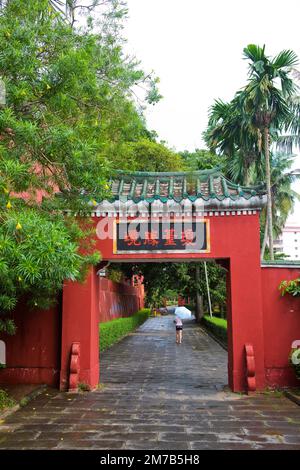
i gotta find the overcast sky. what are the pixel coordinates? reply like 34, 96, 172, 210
124, 0, 300, 222
125, 0, 300, 152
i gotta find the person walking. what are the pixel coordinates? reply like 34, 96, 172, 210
174, 316, 183, 344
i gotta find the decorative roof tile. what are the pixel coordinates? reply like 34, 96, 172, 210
105, 169, 266, 211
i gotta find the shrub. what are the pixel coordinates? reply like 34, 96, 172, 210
99, 308, 150, 352
0, 389, 16, 411
202, 315, 227, 344
78, 382, 91, 392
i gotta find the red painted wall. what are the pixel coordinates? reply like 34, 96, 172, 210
95, 213, 265, 392
0, 272, 144, 390
98, 278, 145, 323
2, 212, 299, 393
261, 266, 300, 388
60, 269, 144, 390
0, 300, 61, 386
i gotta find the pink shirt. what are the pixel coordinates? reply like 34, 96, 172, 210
174, 317, 183, 326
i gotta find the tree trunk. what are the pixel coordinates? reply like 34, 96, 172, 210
195, 293, 204, 323
260, 216, 268, 261
195, 264, 202, 323
264, 127, 274, 260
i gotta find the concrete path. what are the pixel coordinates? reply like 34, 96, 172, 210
0, 316, 300, 449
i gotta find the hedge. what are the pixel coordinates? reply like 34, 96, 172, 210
99, 308, 151, 352
202, 315, 227, 345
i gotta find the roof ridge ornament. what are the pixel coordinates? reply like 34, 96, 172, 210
105, 169, 267, 212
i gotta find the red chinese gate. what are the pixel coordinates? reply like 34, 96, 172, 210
2, 170, 299, 392
61, 169, 268, 392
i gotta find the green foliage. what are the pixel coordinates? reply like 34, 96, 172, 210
269, 154, 300, 238
202, 315, 227, 344
180, 149, 225, 172
204, 45, 300, 259
19, 396, 30, 407
242, 45, 298, 130
0, 0, 159, 206
0, 318, 16, 335
204, 97, 262, 186
106, 266, 124, 283
99, 308, 150, 351
205, 44, 299, 180
279, 278, 300, 297
78, 382, 91, 392
0, 0, 161, 331
0, 209, 100, 321
0, 389, 16, 411
117, 262, 227, 314
116, 139, 185, 172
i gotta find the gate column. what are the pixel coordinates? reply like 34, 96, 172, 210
227, 255, 265, 392
60, 266, 99, 391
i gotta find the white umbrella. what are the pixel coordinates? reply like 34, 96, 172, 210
174, 306, 192, 319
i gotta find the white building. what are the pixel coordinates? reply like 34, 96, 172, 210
274, 169, 300, 260
274, 221, 300, 260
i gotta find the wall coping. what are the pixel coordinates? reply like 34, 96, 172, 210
261, 260, 300, 269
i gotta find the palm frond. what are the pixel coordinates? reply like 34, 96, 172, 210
243, 44, 266, 63
272, 50, 298, 69
276, 135, 300, 153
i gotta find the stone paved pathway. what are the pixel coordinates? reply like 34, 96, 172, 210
0, 316, 300, 449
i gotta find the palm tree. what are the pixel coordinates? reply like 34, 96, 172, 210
277, 69, 300, 154
241, 45, 298, 259
205, 97, 262, 185
260, 153, 300, 259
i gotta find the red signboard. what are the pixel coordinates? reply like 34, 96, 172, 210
113, 219, 210, 254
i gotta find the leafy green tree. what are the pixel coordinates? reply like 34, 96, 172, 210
117, 139, 185, 172
0, 0, 160, 331
205, 98, 262, 185
0, 208, 99, 335
180, 148, 225, 172
277, 69, 300, 154
117, 262, 227, 317
241, 45, 298, 259
261, 153, 300, 259
205, 45, 299, 260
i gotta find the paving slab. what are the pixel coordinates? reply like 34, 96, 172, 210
0, 315, 300, 449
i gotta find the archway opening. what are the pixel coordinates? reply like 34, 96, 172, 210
99, 259, 230, 393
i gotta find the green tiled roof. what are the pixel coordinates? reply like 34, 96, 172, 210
110, 169, 266, 206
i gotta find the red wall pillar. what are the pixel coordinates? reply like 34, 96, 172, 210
228, 255, 265, 392
60, 266, 99, 391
